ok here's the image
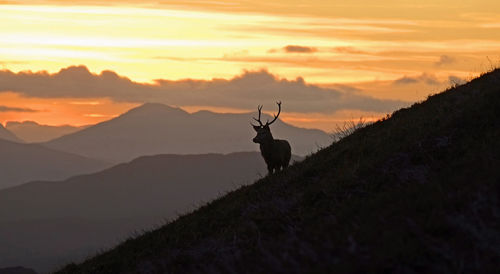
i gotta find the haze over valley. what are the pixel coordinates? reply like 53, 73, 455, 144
0, 152, 301, 272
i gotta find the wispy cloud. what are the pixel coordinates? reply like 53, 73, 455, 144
332, 46, 367, 54
448, 75, 466, 86
434, 55, 456, 66
393, 73, 440, 85
70, 101, 102, 105
83, 113, 117, 118
267, 45, 317, 54
0, 105, 39, 112
283, 45, 317, 53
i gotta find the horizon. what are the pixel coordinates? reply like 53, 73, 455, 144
1, 1, 499, 131
0, 101, 378, 132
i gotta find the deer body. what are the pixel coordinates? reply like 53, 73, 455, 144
252, 102, 291, 174
257, 137, 291, 174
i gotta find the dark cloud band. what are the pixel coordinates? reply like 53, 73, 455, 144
284, 45, 317, 53
0, 105, 39, 113
0, 66, 407, 114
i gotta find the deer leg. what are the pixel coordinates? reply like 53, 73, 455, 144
267, 165, 274, 175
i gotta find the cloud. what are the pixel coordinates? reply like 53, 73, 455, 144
332, 47, 367, 54
435, 55, 456, 66
283, 45, 317, 53
0, 66, 407, 114
271, 45, 369, 56
393, 73, 440, 85
0, 105, 39, 113
448, 75, 466, 86
269, 45, 317, 54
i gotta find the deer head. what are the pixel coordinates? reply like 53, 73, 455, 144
251, 101, 281, 144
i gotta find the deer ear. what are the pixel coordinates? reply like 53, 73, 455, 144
252, 125, 260, 131
264, 124, 270, 130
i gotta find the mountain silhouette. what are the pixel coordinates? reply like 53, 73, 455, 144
0, 152, 300, 273
0, 267, 37, 274
6, 121, 86, 143
0, 139, 109, 189
43, 103, 330, 163
0, 124, 23, 143
56, 69, 500, 273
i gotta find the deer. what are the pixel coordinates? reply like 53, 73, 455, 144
251, 101, 291, 175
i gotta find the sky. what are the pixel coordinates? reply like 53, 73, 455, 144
0, 0, 499, 131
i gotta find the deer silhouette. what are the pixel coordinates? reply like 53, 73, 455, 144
251, 102, 291, 174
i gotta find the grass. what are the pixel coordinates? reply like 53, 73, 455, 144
330, 117, 369, 143
55, 69, 500, 274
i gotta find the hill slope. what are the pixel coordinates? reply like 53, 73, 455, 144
43, 103, 330, 163
0, 267, 37, 274
0, 124, 23, 143
0, 139, 109, 189
57, 69, 500, 273
5, 121, 86, 143
0, 152, 300, 273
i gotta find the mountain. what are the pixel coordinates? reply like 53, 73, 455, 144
0, 124, 23, 143
0, 152, 301, 273
0, 139, 109, 189
43, 103, 330, 163
56, 69, 500, 273
0, 267, 37, 274
5, 121, 86, 143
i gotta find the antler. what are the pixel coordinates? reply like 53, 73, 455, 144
265, 101, 281, 126
252, 105, 264, 126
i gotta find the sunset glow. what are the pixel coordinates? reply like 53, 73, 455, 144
1, 0, 499, 131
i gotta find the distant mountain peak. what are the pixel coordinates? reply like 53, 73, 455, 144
44, 102, 330, 162
123, 103, 188, 116
6, 120, 39, 126
5, 121, 85, 143
0, 123, 23, 143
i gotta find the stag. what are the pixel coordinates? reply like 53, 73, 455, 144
251, 102, 291, 174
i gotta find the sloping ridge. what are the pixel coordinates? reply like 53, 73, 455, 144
0, 266, 37, 274
0, 139, 109, 189
0, 124, 23, 143
5, 121, 86, 143
57, 70, 500, 273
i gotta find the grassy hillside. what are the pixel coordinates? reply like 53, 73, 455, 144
57, 70, 500, 273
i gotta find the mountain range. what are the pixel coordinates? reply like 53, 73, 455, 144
0, 139, 109, 189
5, 121, 86, 143
43, 103, 331, 163
0, 124, 23, 143
0, 152, 300, 273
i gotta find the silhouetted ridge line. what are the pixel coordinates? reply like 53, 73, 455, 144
121, 102, 188, 116
0, 138, 109, 189
5, 121, 86, 143
0, 123, 23, 143
43, 103, 330, 162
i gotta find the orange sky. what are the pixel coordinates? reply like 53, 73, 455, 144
0, 1, 499, 131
